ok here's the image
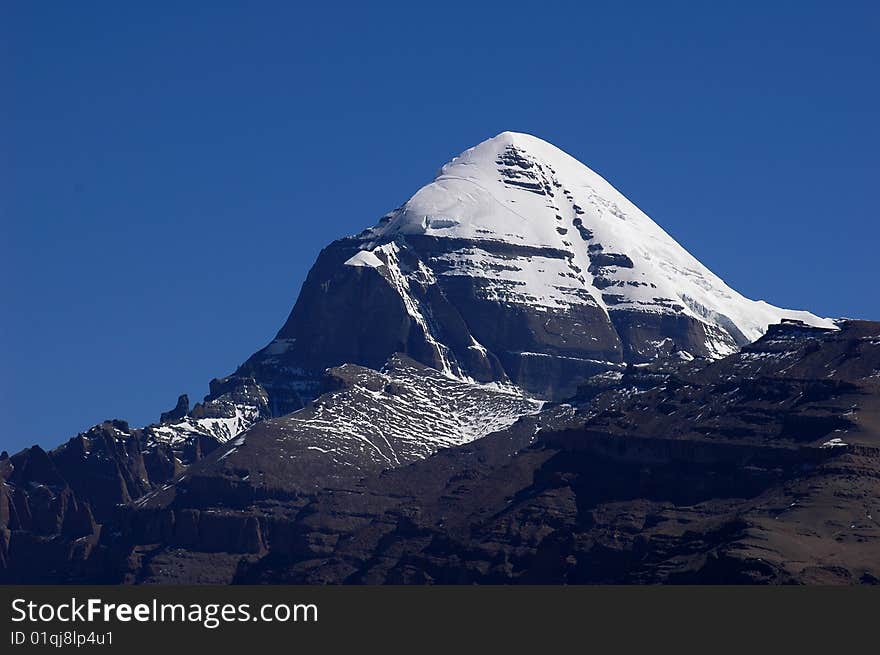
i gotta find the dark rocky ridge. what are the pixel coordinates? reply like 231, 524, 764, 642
217, 231, 734, 417
0, 421, 220, 582
5, 320, 878, 583
229, 320, 880, 584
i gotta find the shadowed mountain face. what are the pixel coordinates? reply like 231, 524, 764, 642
1, 133, 872, 584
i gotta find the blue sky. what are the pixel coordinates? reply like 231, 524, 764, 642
3, 1, 878, 452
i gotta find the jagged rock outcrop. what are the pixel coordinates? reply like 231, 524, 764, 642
0, 419, 222, 582
160, 394, 189, 423
146, 377, 270, 446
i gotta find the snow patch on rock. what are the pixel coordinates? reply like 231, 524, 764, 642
344, 249, 385, 268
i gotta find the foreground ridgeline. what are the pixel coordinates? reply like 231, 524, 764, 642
2, 133, 874, 584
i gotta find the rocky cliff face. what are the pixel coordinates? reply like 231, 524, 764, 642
0, 421, 188, 582
219, 132, 832, 411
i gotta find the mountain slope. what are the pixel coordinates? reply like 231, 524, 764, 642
7, 319, 876, 584
138, 355, 541, 499
232, 320, 880, 585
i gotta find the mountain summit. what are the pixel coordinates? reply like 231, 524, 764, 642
230, 131, 832, 408
367, 131, 831, 343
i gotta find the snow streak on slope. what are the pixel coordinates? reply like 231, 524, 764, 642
146, 381, 270, 446
356, 131, 834, 355
234, 355, 542, 473
146, 404, 263, 446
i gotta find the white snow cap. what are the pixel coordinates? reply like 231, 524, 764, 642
360, 131, 834, 350
344, 249, 385, 268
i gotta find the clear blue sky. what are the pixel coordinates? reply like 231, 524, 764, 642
3, 1, 878, 453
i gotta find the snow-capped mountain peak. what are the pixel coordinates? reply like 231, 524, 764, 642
216, 131, 836, 411
362, 131, 833, 352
